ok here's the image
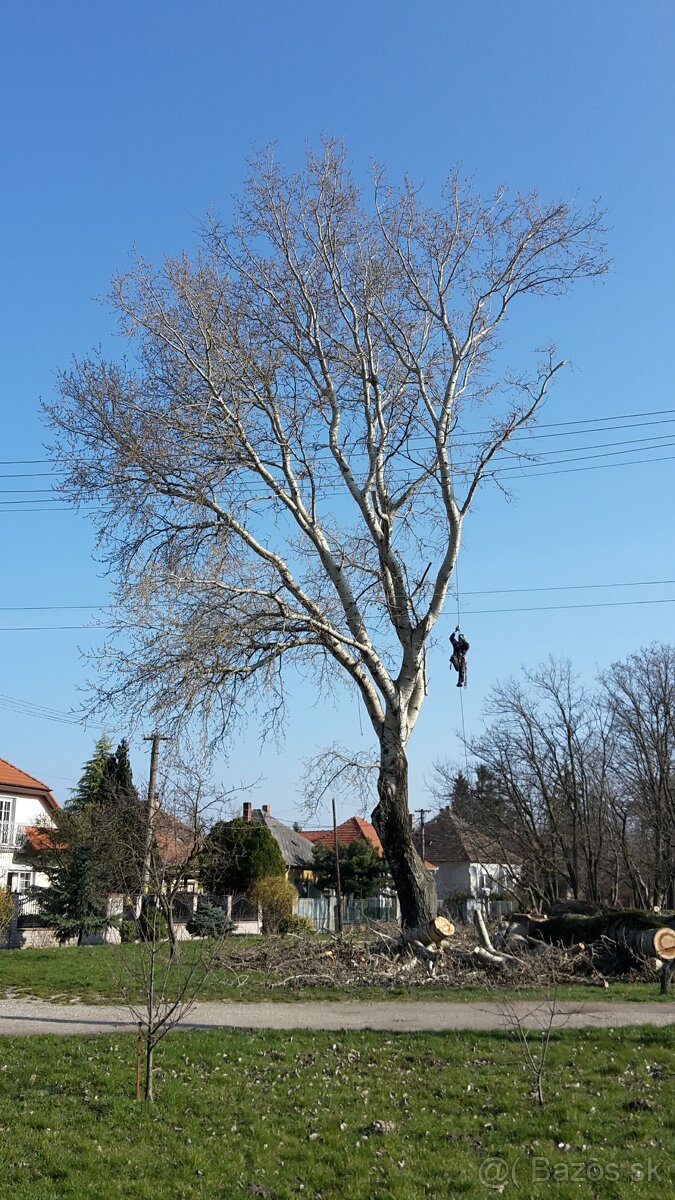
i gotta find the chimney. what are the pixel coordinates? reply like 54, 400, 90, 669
242, 802, 252, 823
261, 804, 271, 817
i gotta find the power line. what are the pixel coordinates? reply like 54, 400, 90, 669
3, 407, 675, 473
0, 692, 83, 726
1, 576, 673, 615
0, 440, 673, 511
2, 412, 675, 511
495, 451, 675, 479
0, 605, 105, 612
456, 578, 675, 597
455, 597, 675, 616
2, 424, 674, 484
6, 404, 675, 457
0, 625, 111, 632
2, 596, 675, 633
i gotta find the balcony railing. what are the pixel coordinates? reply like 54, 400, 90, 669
0, 823, 28, 849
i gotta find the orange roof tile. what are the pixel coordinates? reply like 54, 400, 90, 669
301, 816, 384, 856
23, 826, 66, 851
153, 810, 199, 870
0, 757, 58, 809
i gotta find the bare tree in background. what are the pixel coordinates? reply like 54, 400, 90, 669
47, 141, 607, 927
467, 660, 617, 907
602, 644, 675, 908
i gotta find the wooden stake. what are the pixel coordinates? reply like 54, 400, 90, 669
332, 797, 343, 935
135, 1022, 142, 1101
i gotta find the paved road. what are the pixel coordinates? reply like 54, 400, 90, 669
0, 996, 672, 1036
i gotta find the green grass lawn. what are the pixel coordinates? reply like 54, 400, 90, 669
0, 1025, 672, 1199
0, 941, 668, 1005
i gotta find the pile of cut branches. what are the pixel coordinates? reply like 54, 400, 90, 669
212, 905, 674, 994
471, 903, 675, 993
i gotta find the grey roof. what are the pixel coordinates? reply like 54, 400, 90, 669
252, 810, 316, 869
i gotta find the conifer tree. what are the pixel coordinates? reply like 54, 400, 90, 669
70, 735, 112, 811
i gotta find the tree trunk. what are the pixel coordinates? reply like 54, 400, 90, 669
372, 728, 437, 929
144, 1037, 154, 1103
510, 909, 675, 960
161, 894, 180, 961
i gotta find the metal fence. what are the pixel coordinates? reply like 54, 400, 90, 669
297, 894, 399, 932
443, 896, 516, 924
16, 893, 45, 923
0, 823, 27, 849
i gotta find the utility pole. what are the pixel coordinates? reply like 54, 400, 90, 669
137, 733, 168, 917
332, 797, 343, 935
416, 808, 428, 861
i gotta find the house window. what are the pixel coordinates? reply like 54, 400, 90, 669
0, 798, 12, 842
8, 871, 32, 894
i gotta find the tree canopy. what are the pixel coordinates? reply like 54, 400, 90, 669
26, 738, 145, 941
47, 141, 607, 927
313, 839, 390, 898
199, 819, 286, 895
70, 735, 112, 811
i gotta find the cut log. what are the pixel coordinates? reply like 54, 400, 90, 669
503, 917, 532, 942
473, 910, 522, 962
373, 916, 454, 959
471, 946, 510, 969
653, 927, 675, 960
507, 909, 675, 960
473, 908, 496, 953
399, 916, 455, 949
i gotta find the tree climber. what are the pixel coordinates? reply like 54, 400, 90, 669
449, 626, 470, 688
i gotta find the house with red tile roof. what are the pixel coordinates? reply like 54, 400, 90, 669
301, 815, 384, 856
0, 756, 59, 894
302, 816, 437, 873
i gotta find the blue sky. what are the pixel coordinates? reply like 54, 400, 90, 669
1, 1, 674, 822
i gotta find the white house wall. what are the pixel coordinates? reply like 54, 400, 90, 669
0, 792, 55, 890
431, 861, 515, 906
432, 862, 472, 904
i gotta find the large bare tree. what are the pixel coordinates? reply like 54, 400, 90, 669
602, 644, 675, 908
466, 660, 617, 907
47, 142, 607, 926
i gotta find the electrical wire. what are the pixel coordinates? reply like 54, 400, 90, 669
0, 692, 82, 725
449, 596, 675, 616
2, 575, 675, 613
2, 408, 675, 511
0, 576, 672, 615
3, 408, 672, 482
2, 592, 675, 632
3, 406, 675, 469
0, 442, 673, 513
456, 577, 675, 597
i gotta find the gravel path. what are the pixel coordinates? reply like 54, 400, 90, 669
0, 996, 673, 1036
